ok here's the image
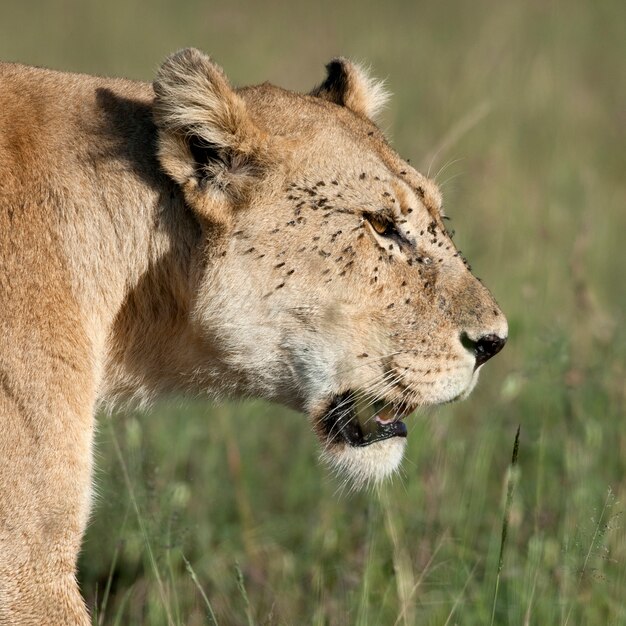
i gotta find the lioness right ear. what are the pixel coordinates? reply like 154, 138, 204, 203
153, 48, 268, 224
311, 58, 389, 121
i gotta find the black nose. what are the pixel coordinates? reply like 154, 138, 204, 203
461, 333, 507, 367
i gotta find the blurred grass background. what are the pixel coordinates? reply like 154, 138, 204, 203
2, 0, 625, 624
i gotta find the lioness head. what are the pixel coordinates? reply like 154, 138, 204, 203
153, 49, 507, 487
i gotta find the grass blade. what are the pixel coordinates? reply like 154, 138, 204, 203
490, 425, 521, 626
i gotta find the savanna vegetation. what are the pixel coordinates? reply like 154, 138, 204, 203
2, 1, 624, 624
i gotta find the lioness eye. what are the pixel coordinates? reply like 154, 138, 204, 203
368, 214, 394, 237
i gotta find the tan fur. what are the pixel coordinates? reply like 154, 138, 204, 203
0, 49, 507, 624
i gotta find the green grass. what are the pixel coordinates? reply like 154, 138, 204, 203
2, 0, 625, 623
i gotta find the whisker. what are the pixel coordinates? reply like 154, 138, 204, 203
433, 157, 465, 183
439, 171, 464, 190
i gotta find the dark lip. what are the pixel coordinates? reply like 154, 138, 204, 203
320, 391, 409, 447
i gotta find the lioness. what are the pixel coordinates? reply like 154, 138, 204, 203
0, 48, 507, 624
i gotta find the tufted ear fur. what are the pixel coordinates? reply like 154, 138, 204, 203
311, 58, 389, 121
153, 48, 269, 224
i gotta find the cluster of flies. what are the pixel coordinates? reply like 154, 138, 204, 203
232, 171, 472, 303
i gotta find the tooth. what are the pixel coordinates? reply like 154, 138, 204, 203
378, 405, 396, 423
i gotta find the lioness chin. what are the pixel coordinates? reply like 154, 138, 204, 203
0, 49, 506, 624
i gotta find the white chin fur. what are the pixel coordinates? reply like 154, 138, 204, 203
321, 437, 407, 490
459, 367, 481, 400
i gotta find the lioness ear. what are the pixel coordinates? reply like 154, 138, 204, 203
311, 58, 389, 121
153, 48, 268, 223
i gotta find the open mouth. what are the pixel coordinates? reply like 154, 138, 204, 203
320, 392, 415, 447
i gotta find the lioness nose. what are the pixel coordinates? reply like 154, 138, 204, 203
461, 333, 507, 367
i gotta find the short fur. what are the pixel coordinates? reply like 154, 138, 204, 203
0, 49, 507, 624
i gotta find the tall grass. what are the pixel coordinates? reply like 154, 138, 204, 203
1, 0, 623, 623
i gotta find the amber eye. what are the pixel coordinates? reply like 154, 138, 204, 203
368, 214, 394, 237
